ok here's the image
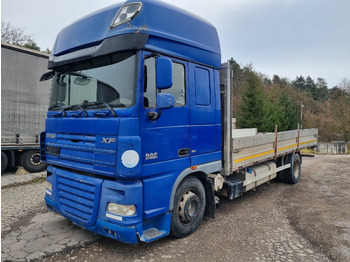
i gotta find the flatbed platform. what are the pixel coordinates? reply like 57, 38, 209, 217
232, 128, 318, 171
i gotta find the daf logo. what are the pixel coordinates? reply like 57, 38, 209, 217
101, 137, 116, 144
145, 152, 158, 160
46, 133, 56, 139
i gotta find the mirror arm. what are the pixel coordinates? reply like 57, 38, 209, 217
147, 109, 162, 121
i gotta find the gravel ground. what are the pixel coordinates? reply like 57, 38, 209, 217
1, 155, 350, 262
1, 172, 98, 262
1, 170, 46, 188
1, 171, 46, 233
281, 155, 350, 262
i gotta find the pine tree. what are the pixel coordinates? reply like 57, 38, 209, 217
278, 92, 300, 130
305, 76, 318, 100
260, 85, 300, 132
316, 78, 329, 102
293, 76, 306, 90
236, 71, 265, 131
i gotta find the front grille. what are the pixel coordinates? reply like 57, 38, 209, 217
46, 132, 117, 178
57, 172, 102, 225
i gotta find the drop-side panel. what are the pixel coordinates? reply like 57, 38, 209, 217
231, 129, 318, 171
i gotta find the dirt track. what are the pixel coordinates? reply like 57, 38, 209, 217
2, 155, 350, 261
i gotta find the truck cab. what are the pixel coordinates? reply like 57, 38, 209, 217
42, 0, 222, 244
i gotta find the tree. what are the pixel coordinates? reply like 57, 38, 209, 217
292, 76, 306, 90
1, 20, 41, 51
272, 75, 288, 87
330, 79, 350, 142
316, 78, 329, 102
293, 75, 329, 102
23, 40, 41, 51
261, 88, 299, 132
261, 94, 283, 132
229, 58, 245, 116
278, 92, 299, 130
236, 71, 265, 131
337, 77, 350, 92
305, 76, 318, 100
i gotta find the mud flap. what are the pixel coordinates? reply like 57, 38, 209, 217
202, 176, 216, 218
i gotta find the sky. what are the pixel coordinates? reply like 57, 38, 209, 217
1, 0, 350, 88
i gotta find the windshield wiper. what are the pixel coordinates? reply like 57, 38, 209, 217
64, 103, 88, 116
82, 101, 117, 117
48, 104, 67, 116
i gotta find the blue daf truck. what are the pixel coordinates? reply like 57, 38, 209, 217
41, 0, 318, 244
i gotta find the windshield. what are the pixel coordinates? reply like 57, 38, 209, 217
49, 52, 136, 110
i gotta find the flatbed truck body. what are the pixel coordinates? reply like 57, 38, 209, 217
41, 0, 318, 244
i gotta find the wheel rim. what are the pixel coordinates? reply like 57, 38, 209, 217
179, 190, 201, 224
30, 153, 42, 166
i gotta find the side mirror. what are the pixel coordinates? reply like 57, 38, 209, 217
156, 57, 173, 89
157, 93, 175, 109
147, 93, 174, 121
40, 71, 54, 81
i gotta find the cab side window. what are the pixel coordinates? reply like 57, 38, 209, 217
143, 57, 186, 108
143, 57, 157, 108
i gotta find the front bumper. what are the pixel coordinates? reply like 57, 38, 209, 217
45, 166, 171, 244
46, 196, 171, 244
45, 197, 139, 243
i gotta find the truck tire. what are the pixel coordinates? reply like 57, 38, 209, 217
170, 176, 206, 238
19, 150, 47, 173
284, 153, 301, 184
1, 151, 8, 173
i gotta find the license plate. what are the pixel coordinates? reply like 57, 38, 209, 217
46, 146, 60, 156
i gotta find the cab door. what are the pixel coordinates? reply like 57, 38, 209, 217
189, 63, 221, 166
139, 52, 190, 169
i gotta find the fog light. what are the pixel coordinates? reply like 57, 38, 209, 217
107, 203, 136, 216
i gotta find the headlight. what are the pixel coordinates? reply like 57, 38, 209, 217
46, 181, 52, 195
111, 2, 142, 28
107, 203, 136, 216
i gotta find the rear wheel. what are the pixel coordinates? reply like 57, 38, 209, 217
19, 150, 47, 173
170, 176, 206, 238
1, 151, 8, 173
284, 153, 301, 184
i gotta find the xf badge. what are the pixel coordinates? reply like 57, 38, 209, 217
101, 138, 116, 144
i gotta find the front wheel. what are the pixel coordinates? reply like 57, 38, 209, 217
170, 176, 206, 238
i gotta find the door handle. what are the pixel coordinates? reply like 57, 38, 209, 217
178, 148, 189, 157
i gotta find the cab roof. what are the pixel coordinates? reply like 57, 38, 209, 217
52, 0, 221, 68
